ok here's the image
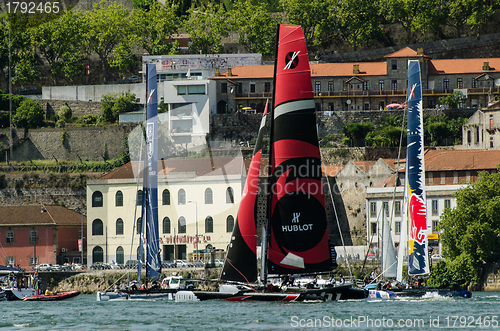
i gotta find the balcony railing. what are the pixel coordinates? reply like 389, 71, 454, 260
234, 87, 500, 99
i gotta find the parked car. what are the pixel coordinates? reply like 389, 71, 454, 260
128, 75, 142, 83
125, 260, 138, 269
51, 264, 62, 271
34, 263, 52, 271
193, 260, 205, 268
215, 259, 224, 267
175, 260, 190, 268
161, 261, 173, 268
431, 254, 444, 260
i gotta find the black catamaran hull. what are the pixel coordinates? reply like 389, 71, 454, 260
176, 284, 367, 302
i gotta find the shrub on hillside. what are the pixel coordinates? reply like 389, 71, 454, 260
101, 92, 136, 123
12, 99, 45, 129
57, 105, 72, 120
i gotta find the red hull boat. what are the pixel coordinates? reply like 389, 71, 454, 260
23, 291, 80, 301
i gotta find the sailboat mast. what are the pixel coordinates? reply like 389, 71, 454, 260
262, 24, 281, 286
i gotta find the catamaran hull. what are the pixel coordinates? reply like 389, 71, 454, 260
368, 287, 472, 299
176, 284, 367, 302
3, 288, 36, 301
97, 289, 177, 301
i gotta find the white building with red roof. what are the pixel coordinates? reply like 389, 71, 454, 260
366, 149, 500, 256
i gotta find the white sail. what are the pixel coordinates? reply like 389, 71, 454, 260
381, 204, 397, 278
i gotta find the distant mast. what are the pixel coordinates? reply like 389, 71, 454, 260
406, 60, 430, 276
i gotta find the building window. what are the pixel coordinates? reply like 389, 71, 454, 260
6, 256, 15, 266
163, 217, 171, 234
237, 83, 242, 93
491, 137, 494, 148
391, 60, 397, 70
116, 218, 124, 235
162, 189, 170, 205
137, 190, 143, 206
343, 81, 348, 91
6, 231, 14, 244
328, 81, 334, 91
466, 171, 471, 182
265, 82, 271, 92
491, 118, 494, 130
221, 82, 227, 93
444, 199, 451, 209
188, 85, 206, 95
178, 189, 186, 205
363, 81, 369, 90
328, 103, 334, 111
370, 222, 377, 235
226, 215, 234, 233
92, 246, 104, 263
432, 220, 439, 233
370, 202, 376, 217
472, 78, 477, 88
92, 191, 103, 207
379, 80, 384, 91
116, 246, 124, 264
443, 79, 449, 90
250, 83, 256, 93
205, 216, 214, 233
205, 188, 213, 204
441, 172, 446, 184
453, 171, 458, 184
391, 80, 397, 90
136, 217, 141, 234
226, 187, 234, 203
383, 201, 389, 217
395, 201, 401, 216
428, 172, 434, 184
30, 230, 38, 243
432, 200, 438, 216
395, 221, 401, 234
115, 191, 123, 207
457, 78, 463, 88
315, 81, 321, 92
178, 217, 186, 234
29, 256, 38, 265
92, 219, 103, 235
177, 85, 186, 95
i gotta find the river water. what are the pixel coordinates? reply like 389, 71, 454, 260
1, 292, 500, 330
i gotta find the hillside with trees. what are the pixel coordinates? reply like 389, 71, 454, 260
1, 0, 499, 91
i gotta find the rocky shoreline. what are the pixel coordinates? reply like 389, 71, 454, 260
52, 268, 221, 294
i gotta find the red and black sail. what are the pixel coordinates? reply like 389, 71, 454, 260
220, 103, 268, 283
267, 25, 336, 275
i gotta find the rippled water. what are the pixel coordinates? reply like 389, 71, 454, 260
1, 292, 500, 330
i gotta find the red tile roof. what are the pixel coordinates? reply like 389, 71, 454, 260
211, 62, 387, 79
100, 157, 245, 180
428, 58, 500, 75
0, 205, 86, 226
424, 149, 500, 171
384, 47, 419, 58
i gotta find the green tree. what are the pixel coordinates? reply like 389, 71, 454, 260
81, 1, 135, 83
31, 10, 83, 85
183, 3, 229, 54
13, 99, 45, 129
427, 121, 448, 145
332, 0, 383, 51
101, 92, 136, 123
382, 0, 423, 43
279, 0, 329, 45
133, 1, 180, 56
342, 122, 374, 146
228, 0, 278, 57
439, 171, 500, 286
439, 90, 467, 108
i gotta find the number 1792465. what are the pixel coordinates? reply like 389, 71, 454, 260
6, 2, 60, 14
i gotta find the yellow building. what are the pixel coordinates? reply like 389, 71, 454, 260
86, 157, 244, 265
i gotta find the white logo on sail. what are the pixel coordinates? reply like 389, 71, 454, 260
147, 89, 155, 104
284, 51, 300, 70
292, 212, 300, 223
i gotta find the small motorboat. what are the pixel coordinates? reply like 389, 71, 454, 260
23, 291, 80, 301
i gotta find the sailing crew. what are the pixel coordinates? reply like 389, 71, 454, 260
45, 287, 56, 296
